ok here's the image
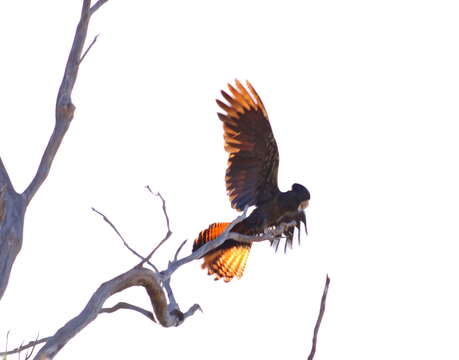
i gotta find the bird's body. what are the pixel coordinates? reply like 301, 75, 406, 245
193, 80, 310, 282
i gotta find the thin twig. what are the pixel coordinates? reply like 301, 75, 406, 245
21, 0, 111, 206
1, 266, 201, 358
33, 267, 195, 359
89, 0, 110, 16
91, 207, 159, 272
307, 275, 331, 360
138, 231, 171, 268
162, 274, 202, 327
91, 207, 138, 256
0, 336, 51, 357
18, 341, 24, 360
139, 187, 173, 266
5, 330, 10, 354
181, 304, 202, 323
160, 210, 248, 281
24, 333, 40, 360
100, 301, 156, 323
79, 34, 99, 64
173, 239, 188, 261
0, 0, 111, 304
22, 0, 93, 205
146, 186, 171, 234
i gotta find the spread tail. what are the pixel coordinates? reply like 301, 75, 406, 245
193, 222, 251, 282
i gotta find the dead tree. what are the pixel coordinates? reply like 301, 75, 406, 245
0, 0, 107, 301
0, 193, 330, 359
0, 2, 330, 359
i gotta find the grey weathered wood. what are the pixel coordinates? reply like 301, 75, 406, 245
0, 0, 109, 301
0, 184, 25, 300
0, 1, 329, 358
32, 266, 200, 360
0, 203, 302, 359
22, 0, 92, 205
307, 275, 331, 360
160, 214, 295, 281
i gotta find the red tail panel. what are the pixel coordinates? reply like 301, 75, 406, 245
194, 222, 251, 282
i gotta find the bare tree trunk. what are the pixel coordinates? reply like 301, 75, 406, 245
0, 3, 331, 359
0, 0, 108, 301
0, 183, 25, 300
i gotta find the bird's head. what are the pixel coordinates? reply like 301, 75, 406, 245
273, 183, 310, 252
292, 183, 310, 210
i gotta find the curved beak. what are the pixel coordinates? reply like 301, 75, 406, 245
297, 210, 308, 242
301, 211, 308, 235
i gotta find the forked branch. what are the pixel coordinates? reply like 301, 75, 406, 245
22, 0, 107, 205
0, 335, 51, 358
0, 158, 12, 192
0, 0, 113, 302
100, 301, 156, 323
1, 196, 326, 360
32, 266, 198, 360
160, 206, 249, 280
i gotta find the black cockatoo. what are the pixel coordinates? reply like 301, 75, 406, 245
193, 80, 310, 282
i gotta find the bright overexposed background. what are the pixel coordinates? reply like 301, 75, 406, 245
1, 1, 459, 359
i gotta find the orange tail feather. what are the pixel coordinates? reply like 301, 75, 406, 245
194, 222, 251, 282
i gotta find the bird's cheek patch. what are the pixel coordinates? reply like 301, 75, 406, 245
298, 200, 309, 210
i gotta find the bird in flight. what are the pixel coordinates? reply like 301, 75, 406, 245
193, 80, 310, 282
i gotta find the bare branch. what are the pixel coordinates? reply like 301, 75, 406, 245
138, 187, 173, 267
91, 208, 128, 245
0, 0, 114, 302
227, 220, 297, 244
139, 230, 171, 268
2, 267, 199, 359
78, 34, 99, 65
5, 330, 10, 353
160, 211, 294, 281
307, 275, 331, 360
24, 333, 40, 360
182, 304, 203, 319
17, 341, 23, 360
160, 210, 248, 280
22, 0, 109, 205
0, 157, 13, 192
33, 266, 197, 360
173, 239, 188, 261
146, 187, 171, 235
89, 0, 110, 16
161, 215, 241, 281
0, 336, 51, 358
100, 301, 156, 323
2, 189, 307, 358
162, 277, 178, 311
91, 207, 159, 272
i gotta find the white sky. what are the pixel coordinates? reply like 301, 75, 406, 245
1, 1, 459, 359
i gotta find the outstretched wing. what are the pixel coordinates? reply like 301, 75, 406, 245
217, 80, 280, 211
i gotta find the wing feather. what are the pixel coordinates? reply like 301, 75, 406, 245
217, 80, 280, 210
